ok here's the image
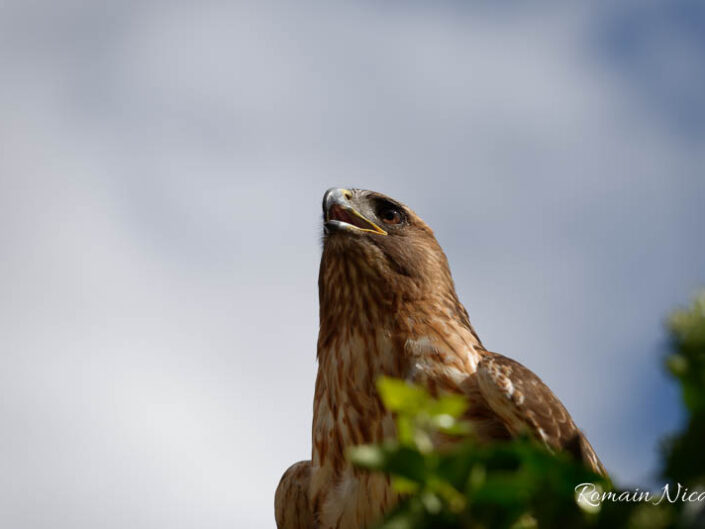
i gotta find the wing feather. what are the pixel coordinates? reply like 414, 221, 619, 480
275, 460, 312, 529
476, 352, 607, 476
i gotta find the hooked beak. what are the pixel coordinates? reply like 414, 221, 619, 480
322, 188, 387, 236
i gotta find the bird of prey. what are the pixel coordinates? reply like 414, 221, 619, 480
275, 188, 605, 529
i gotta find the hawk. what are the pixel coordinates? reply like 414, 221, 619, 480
275, 188, 606, 529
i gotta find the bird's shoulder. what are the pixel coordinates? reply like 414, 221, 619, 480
475, 351, 606, 475
476, 351, 577, 440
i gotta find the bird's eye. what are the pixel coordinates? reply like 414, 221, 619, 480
379, 207, 402, 225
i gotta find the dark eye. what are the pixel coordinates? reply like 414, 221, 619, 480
379, 207, 402, 225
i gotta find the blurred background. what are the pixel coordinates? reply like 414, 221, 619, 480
1, 1, 704, 528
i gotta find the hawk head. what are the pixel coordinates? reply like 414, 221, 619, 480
319, 188, 460, 322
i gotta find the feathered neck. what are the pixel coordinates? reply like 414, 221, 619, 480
316, 238, 484, 372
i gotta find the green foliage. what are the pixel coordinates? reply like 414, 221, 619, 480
663, 293, 705, 490
347, 292, 705, 529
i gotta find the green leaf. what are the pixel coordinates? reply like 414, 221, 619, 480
391, 476, 421, 494
385, 445, 428, 482
396, 415, 416, 446
432, 417, 472, 436
427, 394, 468, 418
427, 477, 466, 512
377, 377, 429, 414
376, 507, 420, 529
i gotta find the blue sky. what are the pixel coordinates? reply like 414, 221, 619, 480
1, 1, 704, 528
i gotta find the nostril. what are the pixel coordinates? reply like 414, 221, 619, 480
342, 189, 352, 199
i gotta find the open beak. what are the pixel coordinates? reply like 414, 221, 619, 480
323, 188, 387, 236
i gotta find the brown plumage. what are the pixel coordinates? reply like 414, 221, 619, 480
275, 188, 606, 529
